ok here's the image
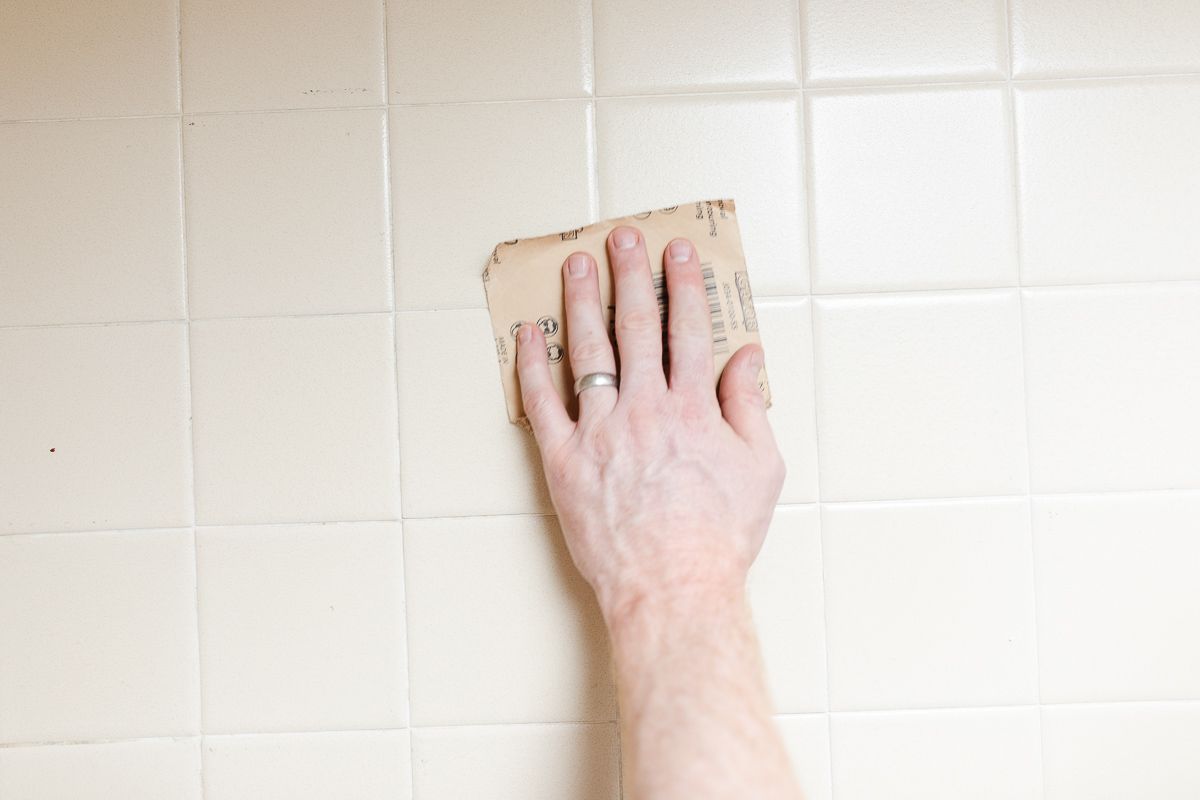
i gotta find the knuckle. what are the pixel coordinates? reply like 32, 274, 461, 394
569, 337, 611, 366
617, 308, 662, 335
523, 388, 559, 419
669, 311, 712, 339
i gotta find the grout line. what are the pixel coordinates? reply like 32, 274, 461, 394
4, 69, 1200, 127
172, 0, 207, 797
7, 485, 1200, 539
796, 78, 838, 797
1003, 0, 1049, 795
375, 4, 418, 796
12, 276, 1200, 333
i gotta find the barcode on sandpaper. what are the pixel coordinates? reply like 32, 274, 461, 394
649, 265, 729, 355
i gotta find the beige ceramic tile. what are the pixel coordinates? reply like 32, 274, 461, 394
597, 94, 808, 296
196, 523, 406, 733
0, 530, 199, 742
181, 0, 385, 112
1016, 79, 1200, 286
802, 0, 1006, 86
0, 118, 184, 326
1012, 0, 1200, 78
390, 102, 594, 311
411, 724, 619, 800
747, 506, 828, 713
807, 87, 1018, 293
184, 109, 392, 318
822, 500, 1038, 711
593, 0, 799, 94
830, 707, 1043, 799
597, 92, 806, 296
755, 300, 819, 504
388, 0, 592, 102
204, 731, 411, 800
405, 515, 612, 725
1023, 284, 1200, 493
0, 739, 201, 800
813, 292, 1028, 502
189, 315, 401, 525
776, 715, 833, 800
0, 0, 178, 120
0, 324, 192, 534
1042, 702, 1200, 799
1034, 493, 1200, 703
396, 309, 551, 518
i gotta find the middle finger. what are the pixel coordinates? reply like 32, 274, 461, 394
607, 225, 666, 392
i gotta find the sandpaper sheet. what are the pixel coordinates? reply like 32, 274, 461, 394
483, 199, 771, 428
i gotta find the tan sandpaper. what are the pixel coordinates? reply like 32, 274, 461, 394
483, 198, 771, 429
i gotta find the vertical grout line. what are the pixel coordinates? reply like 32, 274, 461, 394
174, 0, 207, 796
1003, 0, 1048, 795
376, 2, 417, 796
797, 75, 837, 797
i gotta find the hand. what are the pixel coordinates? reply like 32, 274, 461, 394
515, 225, 786, 623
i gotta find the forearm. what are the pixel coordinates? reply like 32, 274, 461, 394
604, 578, 803, 800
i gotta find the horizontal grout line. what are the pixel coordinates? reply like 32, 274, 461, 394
6, 698, 1199, 749
5, 277, 1200, 332
3, 70, 1199, 125
7, 486, 1200, 539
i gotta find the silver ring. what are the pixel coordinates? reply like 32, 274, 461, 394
574, 372, 619, 395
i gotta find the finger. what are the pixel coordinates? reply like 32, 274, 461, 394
607, 225, 666, 392
563, 252, 618, 422
662, 237, 715, 396
717, 343, 774, 450
516, 322, 574, 453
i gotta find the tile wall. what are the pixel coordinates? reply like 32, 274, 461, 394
2, 0, 1199, 797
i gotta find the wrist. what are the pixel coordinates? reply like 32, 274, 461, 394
598, 566, 748, 643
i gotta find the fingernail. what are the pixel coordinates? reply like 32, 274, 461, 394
668, 239, 692, 262
749, 348, 763, 370
568, 252, 589, 277
518, 324, 532, 344
612, 226, 637, 250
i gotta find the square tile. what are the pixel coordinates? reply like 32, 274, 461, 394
1012, 0, 1200, 78
0, 0, 178, 120
181, 0, 385, 112
183, 109, 392, 318
390, 102, 594, 311
593, 0, 799, 94
801, 0, 1007, 86
388, 0, 592, 102
755, 300, 819, 504
813, 292, 1028, 502
204, 731, 410, 800
1023, 284, 1200, 493
0, 118, 184, 326
597, 94, 808, 296
747, 506, 827, 713
830, 707, 1043, 799
411, 724, 619, 800
1034, 493, 1200, 703
776, 715, 833, 800
0, 739, 201, 800
1042, 702, 1200, 799
190, 315, 401, 525
822, 499, 1038, 711
396, 310, 551, 518
1015, 79, 1200, 286
0, 324, 192, 534
0, 530, 199, 742
196, 522, 407, 733
807, 87, 1018, 293
404, 515, 612, 725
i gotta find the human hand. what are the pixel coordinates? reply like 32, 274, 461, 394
515, 225, 785, 624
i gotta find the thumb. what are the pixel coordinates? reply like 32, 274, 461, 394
717, 343, 773, 448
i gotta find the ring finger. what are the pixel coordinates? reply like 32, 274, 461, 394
562, 251, 618, 421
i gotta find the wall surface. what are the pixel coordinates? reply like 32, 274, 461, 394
2, 0, 1200, 798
